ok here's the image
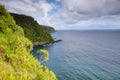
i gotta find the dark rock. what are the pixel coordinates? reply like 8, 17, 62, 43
34, 40, 62, 46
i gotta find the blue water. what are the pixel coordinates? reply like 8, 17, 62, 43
32, 30, 120, 80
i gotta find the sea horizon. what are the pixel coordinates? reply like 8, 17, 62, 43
55, 29, 120, 31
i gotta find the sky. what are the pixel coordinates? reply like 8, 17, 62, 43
0, 0, 120, 30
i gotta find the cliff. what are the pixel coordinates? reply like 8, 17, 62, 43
0, 4, 57, 80
10, 13, 54, 43
41, 25, 56, 33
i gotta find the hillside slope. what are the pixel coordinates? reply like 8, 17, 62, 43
10, 13, 53, 43
0, 4, 57, 80
41, 25, 56, 33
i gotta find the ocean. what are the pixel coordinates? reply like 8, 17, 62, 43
32, 30, 120, 80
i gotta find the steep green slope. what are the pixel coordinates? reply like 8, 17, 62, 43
41, 25, 56, 33
0, 4, 57, 80
10, 13, 53, 43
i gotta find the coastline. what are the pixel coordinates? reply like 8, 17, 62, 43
34, 40, 62, 46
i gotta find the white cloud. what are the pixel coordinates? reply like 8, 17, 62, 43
0, 0, 54, 26
1, 0, 120, 29
49, 0, 120, 29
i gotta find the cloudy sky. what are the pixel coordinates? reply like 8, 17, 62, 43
0, 0, 120, 30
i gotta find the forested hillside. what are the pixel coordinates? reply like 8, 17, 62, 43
0, 4, 57, 80
10, 13, 53, 43
41, 25, 56, 33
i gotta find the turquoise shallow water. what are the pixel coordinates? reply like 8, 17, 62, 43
32, 30, 120, 80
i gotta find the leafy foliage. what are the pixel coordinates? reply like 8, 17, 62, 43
0, 4, 57, 80
39, 49, 49, 62
10, 13, 53, 43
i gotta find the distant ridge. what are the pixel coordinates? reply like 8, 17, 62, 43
41, 25, 56, 33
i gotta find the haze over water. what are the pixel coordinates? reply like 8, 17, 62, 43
32, 30, 120, 80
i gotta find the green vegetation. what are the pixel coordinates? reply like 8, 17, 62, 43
10, 13, 53, 43
0, 4, 57, 80
39, 49, 49, 62
41, 25, 56, 33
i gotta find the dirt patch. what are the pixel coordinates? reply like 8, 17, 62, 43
0, 50, 4, 57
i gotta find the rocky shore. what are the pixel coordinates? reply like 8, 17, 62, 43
34, 40, 62, 46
